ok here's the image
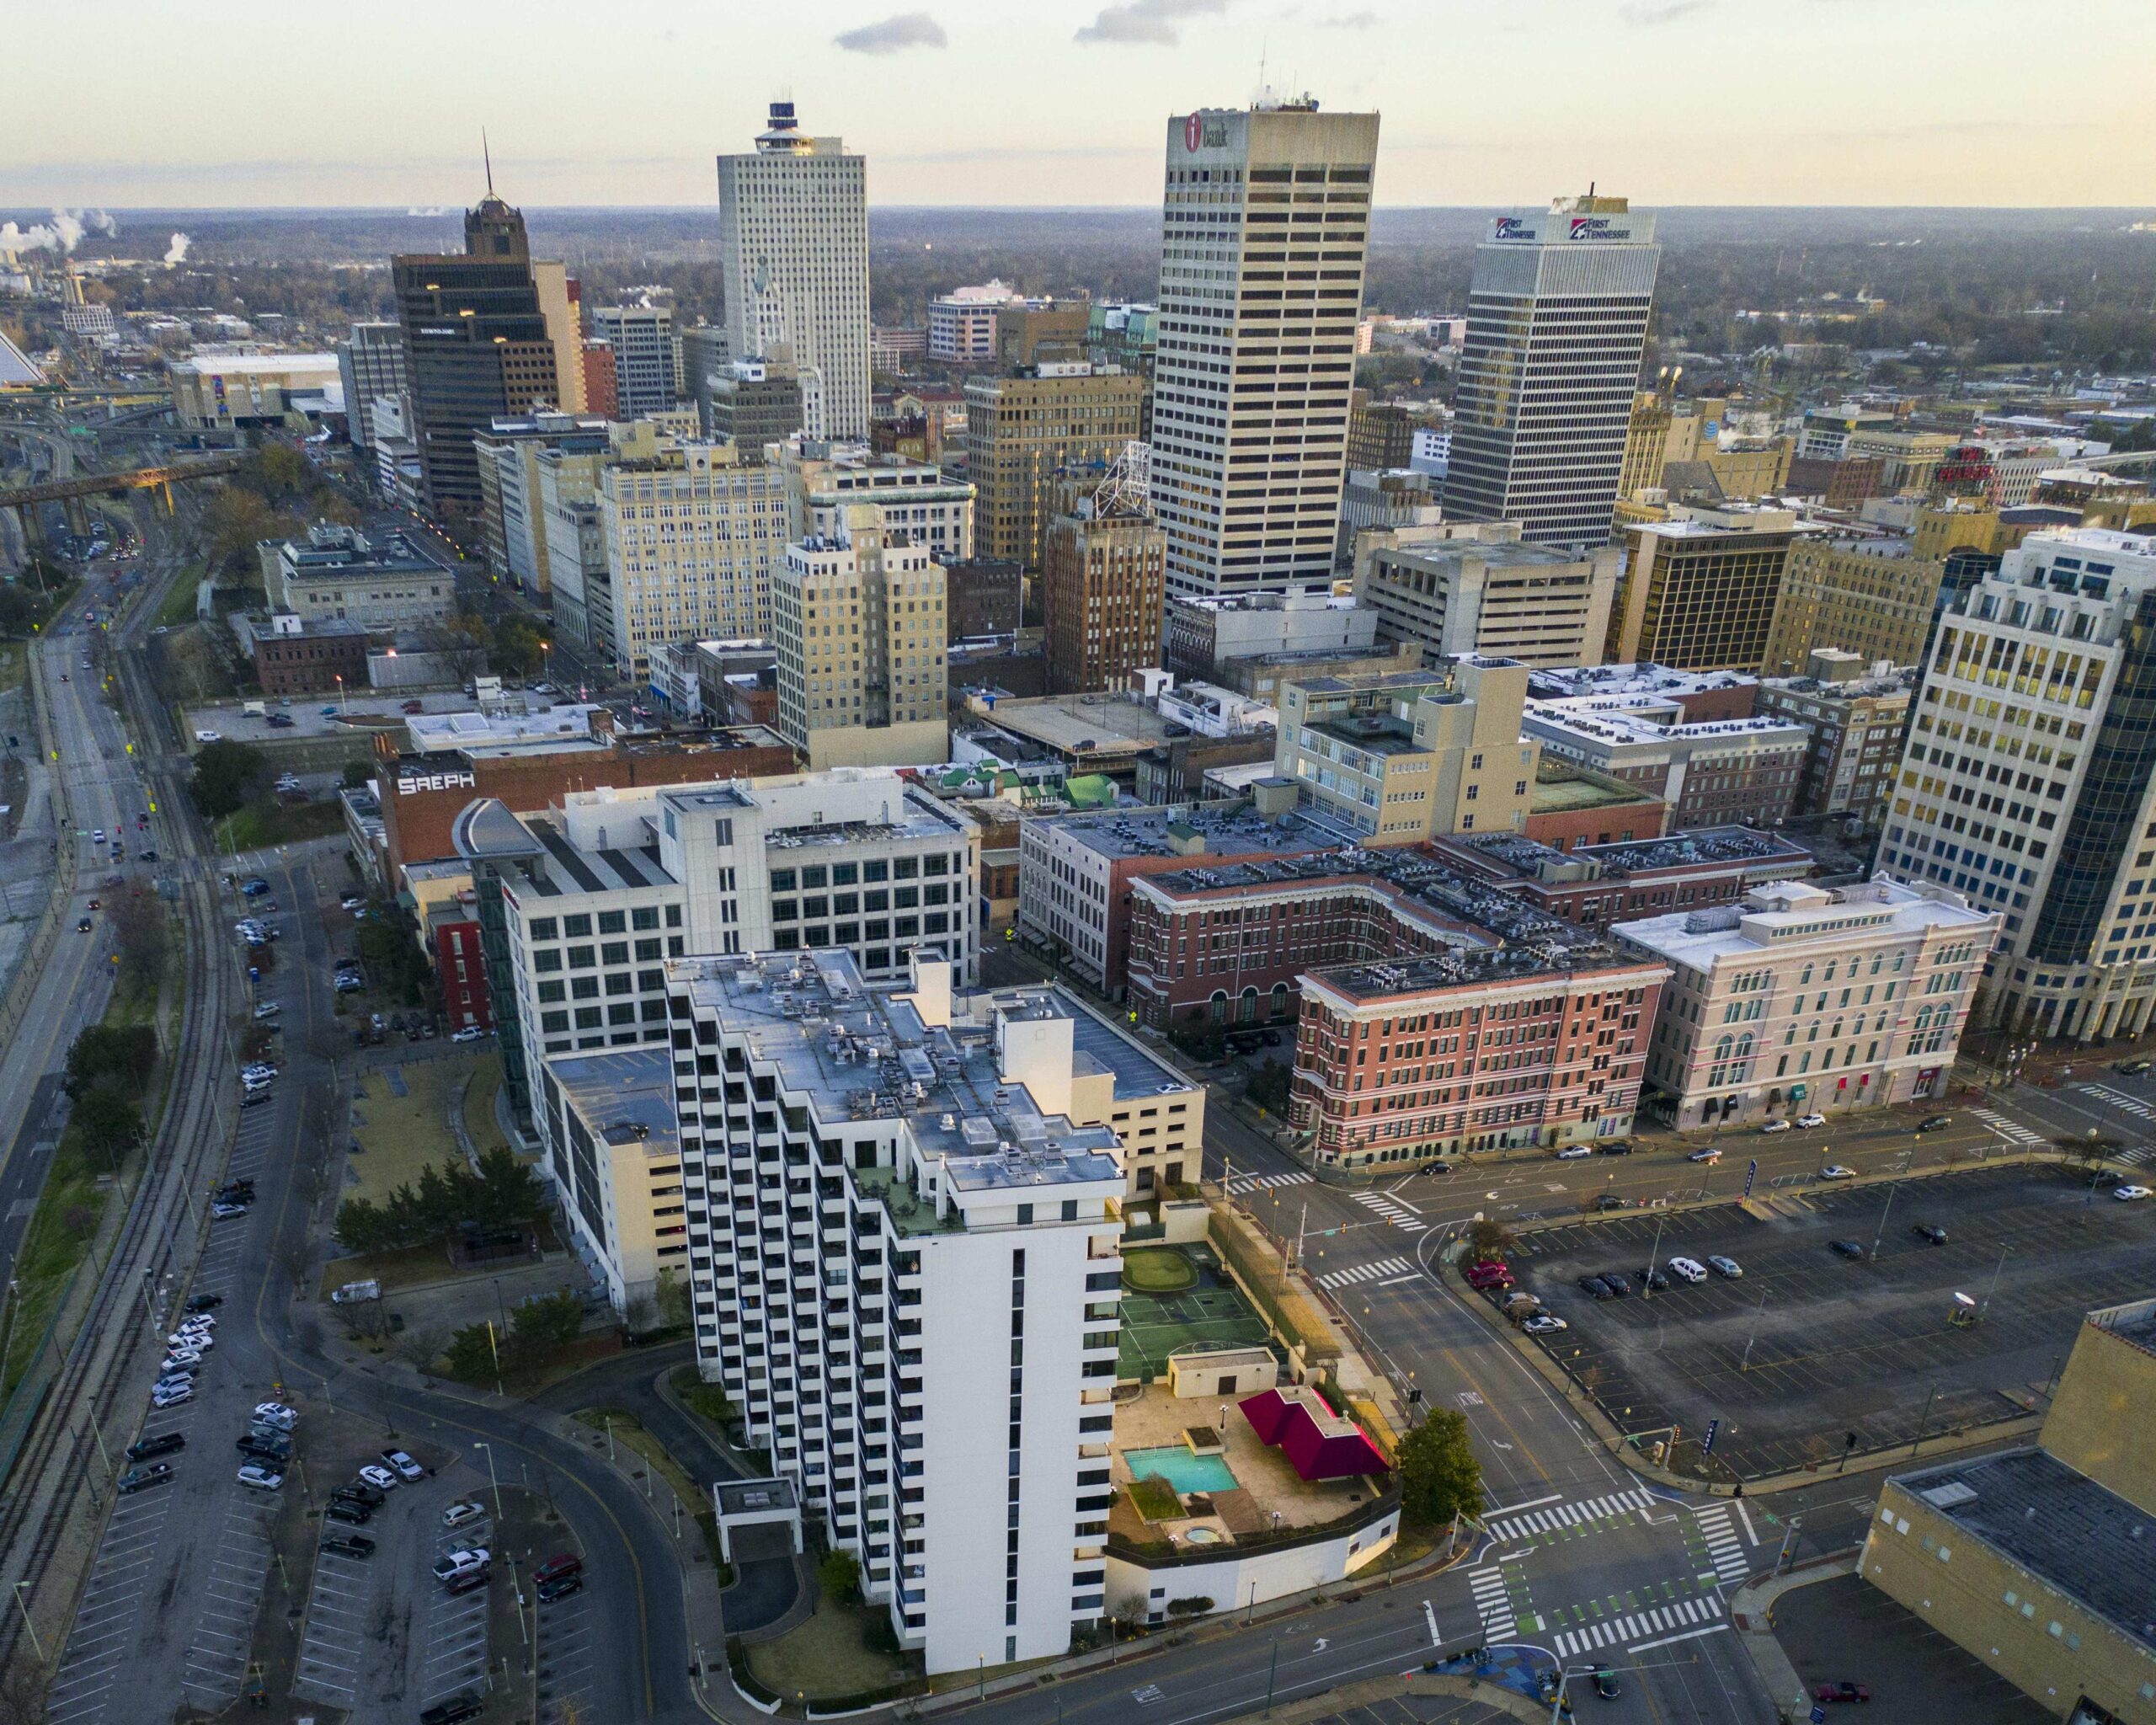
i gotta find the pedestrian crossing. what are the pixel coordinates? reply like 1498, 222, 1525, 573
1972, 1108, 2044, 1148
1466, 1565, 1515, 1642
1354, 1189, 1427, 1233
1694, 1503, 1753, 1584
2079, 1082, 2155, 1121
1550, 1595, 1722, 1659
1315, 1254, 1416, 1290
1483, 1487, 1657, 1546
1223, 1169, 1315, 1195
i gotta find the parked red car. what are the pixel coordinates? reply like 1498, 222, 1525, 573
1464, 1260, 1513, 1290
1815, 1682, 1871, 1704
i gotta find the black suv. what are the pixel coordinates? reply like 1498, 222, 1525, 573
536, 1572, 583, 1603
1912, 1223, 1949, 1246
1594, 1140, 1634, 1156
239, 1432, 293, 1464
1577, 1275, 1613, 1300
323, 1500, 372, 1527
334, 1481, 387, 1508
183, 1293, 223, 1314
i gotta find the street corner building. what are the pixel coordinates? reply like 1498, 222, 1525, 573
1861, 1295, 2156, 1722
660, 947, 1211, 1674
1613, 876, 1998, 1130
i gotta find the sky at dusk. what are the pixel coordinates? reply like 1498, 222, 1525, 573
8, 0, 2153, 210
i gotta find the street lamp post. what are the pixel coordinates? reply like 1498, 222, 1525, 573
11, 1580, 43, 1664
473, 1439, 504, 1522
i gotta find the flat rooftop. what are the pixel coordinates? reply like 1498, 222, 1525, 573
1527, 664, 1758, 702
1530, 764, 1662, 814
407, 705, 605, 756
1895, 1448, 2156, 1653
1614, 875, 1996, 966
1526, 701, 1807, 750
973, 693, 1180, 756
1455, 826, 1812, 879
1044, 804, 1337, 863
547, 1047, 679, 1157
664, 950, 1131, 1231
515, 815, 673, 898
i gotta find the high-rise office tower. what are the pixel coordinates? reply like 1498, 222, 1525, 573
718, 102, 871, 443
336, 321, 408, 451
965, 365, 1147, 571
1880, 527, 2156, 1042
1148, 98, 1378, 599
392, 190, 564, 516
590, 303, 678, 417
1043, 461, 1166, 695
774, 506, 948, 770
1442, 194, 1661, 550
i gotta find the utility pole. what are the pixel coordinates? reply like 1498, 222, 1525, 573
1868, 1174, 1903, 1261
1911, 1385, 1939, 1455
1264, 1638, 1279, 1717
1741, 1288, 1769, 1372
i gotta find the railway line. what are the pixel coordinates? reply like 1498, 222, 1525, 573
0, 502, 247, 1672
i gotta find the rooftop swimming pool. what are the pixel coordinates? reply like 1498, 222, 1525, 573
1124, 1445, 1237, 1495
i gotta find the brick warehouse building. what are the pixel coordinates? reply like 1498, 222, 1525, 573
1123, 846, 1668, 1163
374, 725, 798, 874
1423, 827, 1816, 932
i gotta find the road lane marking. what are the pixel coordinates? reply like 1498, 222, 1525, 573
1627, 1622, 1730, 1654
1422, 1599, 1440, 1645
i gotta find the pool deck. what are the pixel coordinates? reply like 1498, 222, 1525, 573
1109, 1384, 1386, 1549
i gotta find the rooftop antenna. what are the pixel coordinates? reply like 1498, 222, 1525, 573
483, 128, 495, 195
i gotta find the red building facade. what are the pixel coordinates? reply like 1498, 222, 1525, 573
435, 915, 493, 1032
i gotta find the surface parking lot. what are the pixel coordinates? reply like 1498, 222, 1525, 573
1505, 1165, 2156, 1478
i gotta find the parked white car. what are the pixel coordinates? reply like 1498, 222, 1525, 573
1667, 1257, 1709, 1284
1796, 1113, 1828, 1129
432, 1546, 490, 1582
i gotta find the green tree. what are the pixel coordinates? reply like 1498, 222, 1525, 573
332, 1196, 392, 1255
190, 739, 267, 819
1245, 1060, 1291, 1114
1464, 1219, 1517, 1263
441, 1321, 501, 1382
819, 1549, 861, 1603
472, 1145, 543, 1226
1395, 1409, 1482, 1529
654, 1266, 691, 1329
106, 890, 169, 994
341, 759, 373, 789
491, 616, 546, 678
72, 1087, 144, 1169
64, 1023, 159, 1100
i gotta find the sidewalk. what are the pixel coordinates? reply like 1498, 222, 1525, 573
1728, 1557, 1859, 1722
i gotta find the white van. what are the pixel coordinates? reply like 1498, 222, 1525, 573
1667, 1257, 1709, 1284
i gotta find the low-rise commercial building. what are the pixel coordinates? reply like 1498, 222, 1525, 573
1757, 652, 1915, 826
1523, 670, 1808, 833
266, 523, 454, 629
249, 614, 374, 696
1164, 591, 1380, 685
1524, 761, 1672, 852
1862, 1296, 2156, 1725
171, 350, 342, 430
1017, 798, 1337, 996
1353, 525, 1620, 669
1426, 826, 1815, 931
1615, 876, 1995, 1129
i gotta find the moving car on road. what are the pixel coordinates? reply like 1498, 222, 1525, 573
1689, 1147, 1723, 1162
1820, 1164, 1856, 1181
1916, 1114, 1953, 1132
2115, 1184, 2153, 1202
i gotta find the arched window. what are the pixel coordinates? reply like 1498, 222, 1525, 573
1239, 986, 1260, 1024
1715, 1035, 1733, 1061
1209, 990, 1229, 1023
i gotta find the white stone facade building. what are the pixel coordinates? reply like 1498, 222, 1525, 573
1615, 878, 1998, 1130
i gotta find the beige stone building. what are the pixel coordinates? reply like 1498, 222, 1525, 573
1274, 659, 1539, 844
963, 366, 1146, 570
1763, 534, 1945, 674
773, 509, 948, 771
1861, 1296, 2156, 1722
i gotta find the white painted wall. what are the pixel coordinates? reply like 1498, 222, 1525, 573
1104, 1508, 1397, 1624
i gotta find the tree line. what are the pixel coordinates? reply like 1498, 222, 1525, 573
332, 1146, 544, 1257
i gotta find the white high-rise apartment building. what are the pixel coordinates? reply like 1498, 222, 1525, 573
1148, 99, 1379, 599
1442, 195, 1662, 551
775, 513, 950, 771
589, 304, 679, 417
1878, 527, 2156, 1042
667, 946, 1129, 1672
778, 444, 976, 563
596, 440, 791, 679
718, 102, 871, 443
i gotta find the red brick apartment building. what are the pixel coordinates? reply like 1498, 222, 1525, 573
1123, 846, 1669, 1163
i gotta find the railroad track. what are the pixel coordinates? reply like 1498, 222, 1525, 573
0, 510, 245, 1669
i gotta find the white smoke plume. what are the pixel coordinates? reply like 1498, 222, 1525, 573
407, 206, 445, 218
163, 232, 191, 265
0, 206, 118, 259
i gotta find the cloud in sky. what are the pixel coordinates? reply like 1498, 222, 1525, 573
1620, 0, 1711, 21
834, 11, 949, 53
1075, 0, 1227, 46
1319, 8, 1380, 26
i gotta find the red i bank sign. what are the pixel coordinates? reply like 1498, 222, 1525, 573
1185, 112, 1203, 152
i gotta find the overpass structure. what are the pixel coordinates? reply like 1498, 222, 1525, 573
0, 451, 243, 540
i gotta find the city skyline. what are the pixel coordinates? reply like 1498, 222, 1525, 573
6, 0, 2154, 210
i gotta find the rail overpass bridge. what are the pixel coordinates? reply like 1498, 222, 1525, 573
0, 451, 243, 542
